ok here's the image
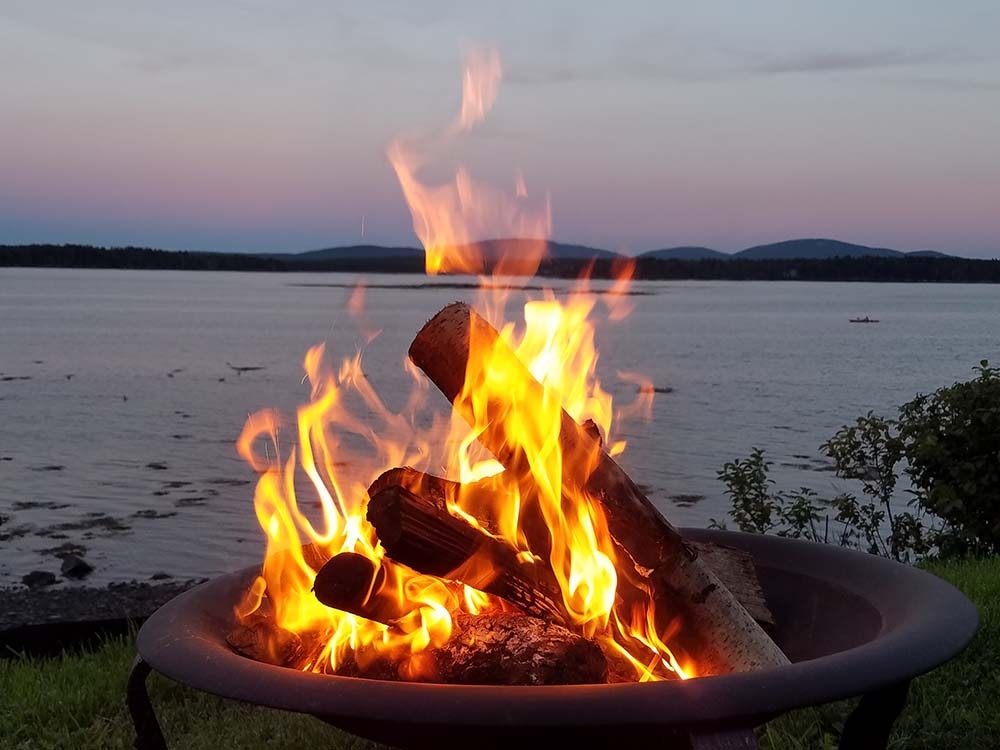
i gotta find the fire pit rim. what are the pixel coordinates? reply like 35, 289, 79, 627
136, 529, 978, 730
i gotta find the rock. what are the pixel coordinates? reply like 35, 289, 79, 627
149, 572, 172, 581
40, 541, 88, 559
60, 555, 95, 580
22, 571, 57, 589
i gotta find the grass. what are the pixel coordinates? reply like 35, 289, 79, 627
1, 557, 996, 749
759, 556, 1000, 749
0, 636, 376, 750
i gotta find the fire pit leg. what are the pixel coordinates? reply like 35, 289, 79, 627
127, 655, 168, 750
838, 679, 910, 750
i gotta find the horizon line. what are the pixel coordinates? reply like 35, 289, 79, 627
2, 236, 994, 261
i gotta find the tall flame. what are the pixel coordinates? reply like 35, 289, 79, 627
386, 47, 551, 278
237, 48, 688, 682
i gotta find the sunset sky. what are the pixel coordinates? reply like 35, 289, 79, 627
2, 1, 998, 257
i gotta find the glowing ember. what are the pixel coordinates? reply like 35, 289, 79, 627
235, 48, 689, 682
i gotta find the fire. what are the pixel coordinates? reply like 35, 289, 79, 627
236, 48, 689, 682
386, 48, 550, 279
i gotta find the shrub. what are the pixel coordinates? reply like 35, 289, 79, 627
713, 448, 842, 547
713, 442, 929, 562
716, 361, 1000, 561
899, 360, 1000, 556
821, 413, 931, 562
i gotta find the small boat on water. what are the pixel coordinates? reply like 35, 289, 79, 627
849, 316, 879, 323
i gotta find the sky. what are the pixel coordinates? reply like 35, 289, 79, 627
1, 1, 999, 257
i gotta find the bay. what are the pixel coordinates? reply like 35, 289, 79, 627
1, 268, 997, 586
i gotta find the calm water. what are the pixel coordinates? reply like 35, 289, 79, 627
1, 268, 998, 586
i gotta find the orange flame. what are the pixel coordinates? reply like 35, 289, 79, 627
386, 47, 551, 278
237, 48, 686, 682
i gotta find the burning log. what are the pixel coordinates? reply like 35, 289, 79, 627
367, 468, 774, 629
366, 467, 568, 624
328, 610, 609, 685
312, 551, 413, 624
435, 611, 607, 685
226, 605, 304, 667
311, 551, 608, 684
408, 302, 789, 675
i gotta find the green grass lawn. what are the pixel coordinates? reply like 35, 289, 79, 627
2, 557, 996, 750
760, 556, 1000, 750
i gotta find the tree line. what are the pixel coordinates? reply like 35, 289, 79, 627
4, 243, 1000, 282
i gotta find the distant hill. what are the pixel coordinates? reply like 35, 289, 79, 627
261, 244, 423, 261
260, 239, 621, 266
635, 239, 960, 261
505, 239, 620, 261
638, 246, 729, 261
735, 238, 915, 260
733, 244, 956, 260
906, 250, 953, 258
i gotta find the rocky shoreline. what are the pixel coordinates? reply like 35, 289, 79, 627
0, 577, 208, 641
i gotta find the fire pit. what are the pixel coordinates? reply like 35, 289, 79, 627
128, 528, 976, 750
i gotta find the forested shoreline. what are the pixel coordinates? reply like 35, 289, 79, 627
4, 243, 1000, 283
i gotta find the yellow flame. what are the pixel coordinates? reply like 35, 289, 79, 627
237, 48, 686, 682
386, 46, 551, 277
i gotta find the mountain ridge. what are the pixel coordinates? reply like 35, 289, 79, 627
278, 237, 964, 262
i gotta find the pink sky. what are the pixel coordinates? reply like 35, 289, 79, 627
2, 2, 998, 257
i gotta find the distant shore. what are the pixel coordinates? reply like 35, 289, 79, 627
3, 243, 1000, 282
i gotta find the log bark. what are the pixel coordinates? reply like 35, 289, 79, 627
693, 542, 773, 629
408, 302, 789, 675
433, 611, 607, 685
367, 468, 773, 629
366, 467, 568, 624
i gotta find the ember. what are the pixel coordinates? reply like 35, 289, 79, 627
229, 49, 788, 684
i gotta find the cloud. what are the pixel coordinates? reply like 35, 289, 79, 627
893, 75, 1000, 92
749, 48, 950, 75
504, 43, 958, 87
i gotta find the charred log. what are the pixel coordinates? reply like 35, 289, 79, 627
272, 609, 609, 685
312, 551, 410, 625
307, 551, 608, 684
366, 467, 567, 624
227, 614, 304, 667
434, 611, 607, 685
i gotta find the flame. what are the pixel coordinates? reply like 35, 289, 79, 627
455, 48, 502, 132
386, 47, 551, 278
237, 48, 688, 682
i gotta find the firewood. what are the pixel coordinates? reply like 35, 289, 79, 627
366, 467, 567, 624
433, 611, 607, 685
408, 302, 789, 675
312, 551, 410, 625
309, 551, 608, 684
690, 542, 773, 629
311, 610, 609, 685
367, 468, 773, 629
227, 613, 304, 667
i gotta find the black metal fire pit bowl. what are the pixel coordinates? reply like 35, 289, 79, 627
128, 529, 978, 750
